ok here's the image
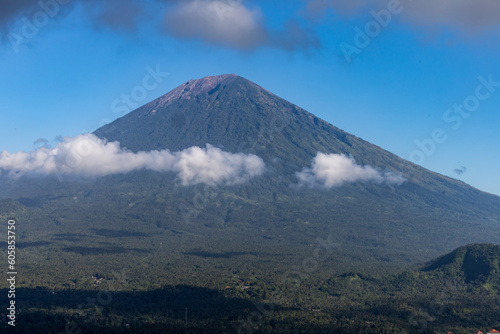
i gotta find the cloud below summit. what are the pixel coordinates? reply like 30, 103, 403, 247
0, 134, 265, 185
296, 152, 406, 188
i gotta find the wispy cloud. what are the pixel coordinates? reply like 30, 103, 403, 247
0, 0, 46, 34
33, 138, 50, 148
305, 0, 500, 33
0, 134, 265, 185
85, 0, 148, 32
270, 19, 320, 52
0, 0, 154, 37
454, 166, 467, 176
296, 152, 406, 188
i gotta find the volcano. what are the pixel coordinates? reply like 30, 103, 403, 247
2, 74, 500, 275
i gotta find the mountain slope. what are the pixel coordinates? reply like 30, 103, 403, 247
95, 74, 498, 201
94, 73, 500, 222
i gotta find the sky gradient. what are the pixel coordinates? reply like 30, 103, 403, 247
1, 0, 499, 195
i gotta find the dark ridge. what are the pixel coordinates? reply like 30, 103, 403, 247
422, 243, 500, 282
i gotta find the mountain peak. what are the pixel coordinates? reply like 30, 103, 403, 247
156, 74, 239, 106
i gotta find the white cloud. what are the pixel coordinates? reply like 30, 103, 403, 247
296, 152, 406, 188
171, 144, 265, 185
163, 0, 268, 50
0, 133, 265, 185
162, 0, 319, 51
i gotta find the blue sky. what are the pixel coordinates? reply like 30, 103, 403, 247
1, 0, 499, 195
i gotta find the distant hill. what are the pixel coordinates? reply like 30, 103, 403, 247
422, 243, 500, 283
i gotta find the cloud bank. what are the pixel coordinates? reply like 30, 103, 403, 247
296, 152, 406, 188
0, 0, 319, 52
305, 0, 500, 33
2, 0, 498, 52
0, 134, 265, 185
